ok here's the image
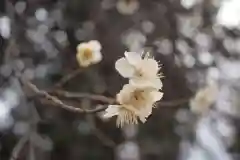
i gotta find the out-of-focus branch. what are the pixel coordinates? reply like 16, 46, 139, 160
157, 98, 189, 107
53, 68, 83, 88
10, 134, 29, 160
21, 78, 109, 114
51, 90, 189, 107
50, 90, 116, 104
86, 115, 116, 148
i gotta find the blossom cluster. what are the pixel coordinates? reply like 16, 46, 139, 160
76, 40, 163, 127
104, 51, 163, 127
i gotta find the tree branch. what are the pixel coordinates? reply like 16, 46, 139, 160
10, 134, 29, 160
21, 78, 109, 114
53, 68, 83, 88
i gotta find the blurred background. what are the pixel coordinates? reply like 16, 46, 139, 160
0, 0, 240, 159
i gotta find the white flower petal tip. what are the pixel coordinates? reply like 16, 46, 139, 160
115, 57, 135, 78
115, 51, 163, 89
103, 105, 120, 118
76, 40, 102, 67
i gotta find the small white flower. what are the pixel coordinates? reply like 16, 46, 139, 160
104, 84, 163, 127
115, 51, 163, 89
76, 40, 102, 67
190, 82, 218, 114
116, 0, 139, 15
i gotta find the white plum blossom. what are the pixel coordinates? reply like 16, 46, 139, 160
76, 40, 102, 67
104, 83, 163, 127
115, 51, 163, 89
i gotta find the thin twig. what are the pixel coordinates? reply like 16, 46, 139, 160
10, 134, 29, 160
86, 114, 116, 148
51, 90, 188, 107
53, 68, 83, 88
50, 90, 116, 104
157, 98, 189, 107
21, 78, 108, 113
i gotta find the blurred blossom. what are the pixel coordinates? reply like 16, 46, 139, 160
0, 101, 14, 130
176, 39, 192, 55
13, 121, 30, 136
216, 86, 239, 116
216, 0, 240, 29
223, 37, 236, 53
181, 0, 201, 9
3, 88, 20, 109
116, 0, 139, 15
218, 60, 240, 80
23, 68, 35, 80
174, 55, 182, 67
35, 8, 48, 22
15, 1, 26, 14
190, 82, 218, 115
233, 38, 240, 54
116, 141, 140, 160
0, 64, 12, 78
207, 67, 220, 82
42, 41, 58, 58
122, 30, 146, 52
175, 109, 192, 124
141, 20, 155, 34
195, 117, 232, 160
0, 16, 11, 38
212, 25, 226, 39
13, 59, 25, 72
37, 24, 49, 35
27, 29, 45, 44
198, 52, 214, 66
194, 33, 212, 51
182, 54, 195, 68
186, 145, 212, 160
215, 118, 235, 147
45, 18, 55, 28
154, 39, 173, 55
54, 30, 68, 46
177, 15, 202, 38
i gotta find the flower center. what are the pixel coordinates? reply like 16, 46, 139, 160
134, 69, 144, 78
130, 89, 146, 107
83, 48, 93, 60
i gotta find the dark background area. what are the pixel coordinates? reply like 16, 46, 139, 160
0, 0, 239, 160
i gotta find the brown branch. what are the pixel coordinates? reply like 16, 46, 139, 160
157, 98, 189, 107
50, 90, 116, 104
53, 68, 83, 88
50, 90, 188, 107
21, 78, 109, 114
10, 134, 29, 160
